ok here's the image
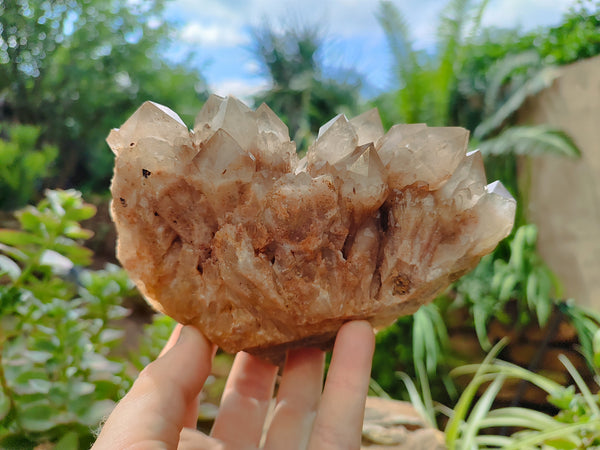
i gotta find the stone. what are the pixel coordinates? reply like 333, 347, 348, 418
361, 397, 446, 449
108, 95, 516, 358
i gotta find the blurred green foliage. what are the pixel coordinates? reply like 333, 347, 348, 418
251, 23, 362, 152
0, 0, 206, 192
367, 1, 597, 405
0, 190, 136, 449
444, 337, 600, 449
371, 224, 565, 403
375, 0, 490, 127
0, 124, 58, 210
131, 314, 176, 372
452, 0, 600, 132
0, 0, 600, 447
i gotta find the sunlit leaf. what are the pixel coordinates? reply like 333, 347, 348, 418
64, 204, 97, 222
0, 255, 21, 281
64, 224, 94, 240
39, 249, 74, 276
0, 230, 42, 246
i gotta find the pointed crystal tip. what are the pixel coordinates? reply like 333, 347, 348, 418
486, 180, 515, 201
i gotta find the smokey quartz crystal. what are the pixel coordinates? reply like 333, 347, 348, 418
108, 95, 516, 358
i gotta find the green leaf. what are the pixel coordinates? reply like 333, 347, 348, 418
18, 401, 56, 432
526, 272, 538, 310
509, 226, 526, 271
12, 370, 53, 395
498, 273, 518, 302
0, 388, 11, 421
0, 243, 28, 261
535, 296, 552, 327
51, 243, 93, 266
504, 420, 600, 449
475, 66, 561, 139
558, 354, 600, 417
79, 399, 115, 427
481, 406, 560, 430
54, 431, 79, 450
63, 224, 94, 240
70, 381, 96, 397
17, 209, 44, 232
64, 204, 97, 222
461, 375, 506, 449
445, 339, 508, 448
593, 329, 600, 369
0, 230, 42, 246
483, 50, 541, 117
478, 125, 581, 158
473, 303, 492, 351
0, 435, 37, 449
98, 328, 125, 344
23, 350, 53, 364
0, 255, 21, 281
397, 371, 436, 428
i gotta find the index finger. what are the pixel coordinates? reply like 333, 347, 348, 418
308, 321, 375, 449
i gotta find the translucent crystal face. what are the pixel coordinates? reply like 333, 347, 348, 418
108, 95, 516, 358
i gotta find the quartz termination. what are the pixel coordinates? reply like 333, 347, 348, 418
108, 95, 516, 358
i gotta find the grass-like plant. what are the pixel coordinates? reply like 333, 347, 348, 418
401, 337, 600, 449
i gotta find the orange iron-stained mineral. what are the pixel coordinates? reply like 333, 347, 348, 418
107, 96, 516, 360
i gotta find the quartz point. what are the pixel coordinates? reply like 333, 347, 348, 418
108, 95, 516, 360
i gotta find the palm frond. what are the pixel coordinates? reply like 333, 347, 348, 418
436, 0, 472, 54
477, 125, 581, 158
475, 66, 561, 138
483, 50, 542, 116
465, 0, 491, 42
377, 1, 416, 77
435, 0, 472, 123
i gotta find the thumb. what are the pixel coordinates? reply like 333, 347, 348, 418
93, 326, 213, 449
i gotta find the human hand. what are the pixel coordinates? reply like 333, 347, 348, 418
92, 320, 374, 449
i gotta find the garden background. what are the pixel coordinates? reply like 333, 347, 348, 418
1, 0, 600, 448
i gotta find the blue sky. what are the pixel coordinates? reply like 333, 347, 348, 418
165, 0, 575, 101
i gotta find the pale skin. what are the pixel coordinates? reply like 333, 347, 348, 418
92, 320, 375, 449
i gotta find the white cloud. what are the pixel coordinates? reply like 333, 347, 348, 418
180, 22, 249, 47
482, 0, 572, 30
243, 61, 262, 75
171, 0, 573, 43
210, 78, 270, 103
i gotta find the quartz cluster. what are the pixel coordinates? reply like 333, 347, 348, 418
108, 95, 516, 358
